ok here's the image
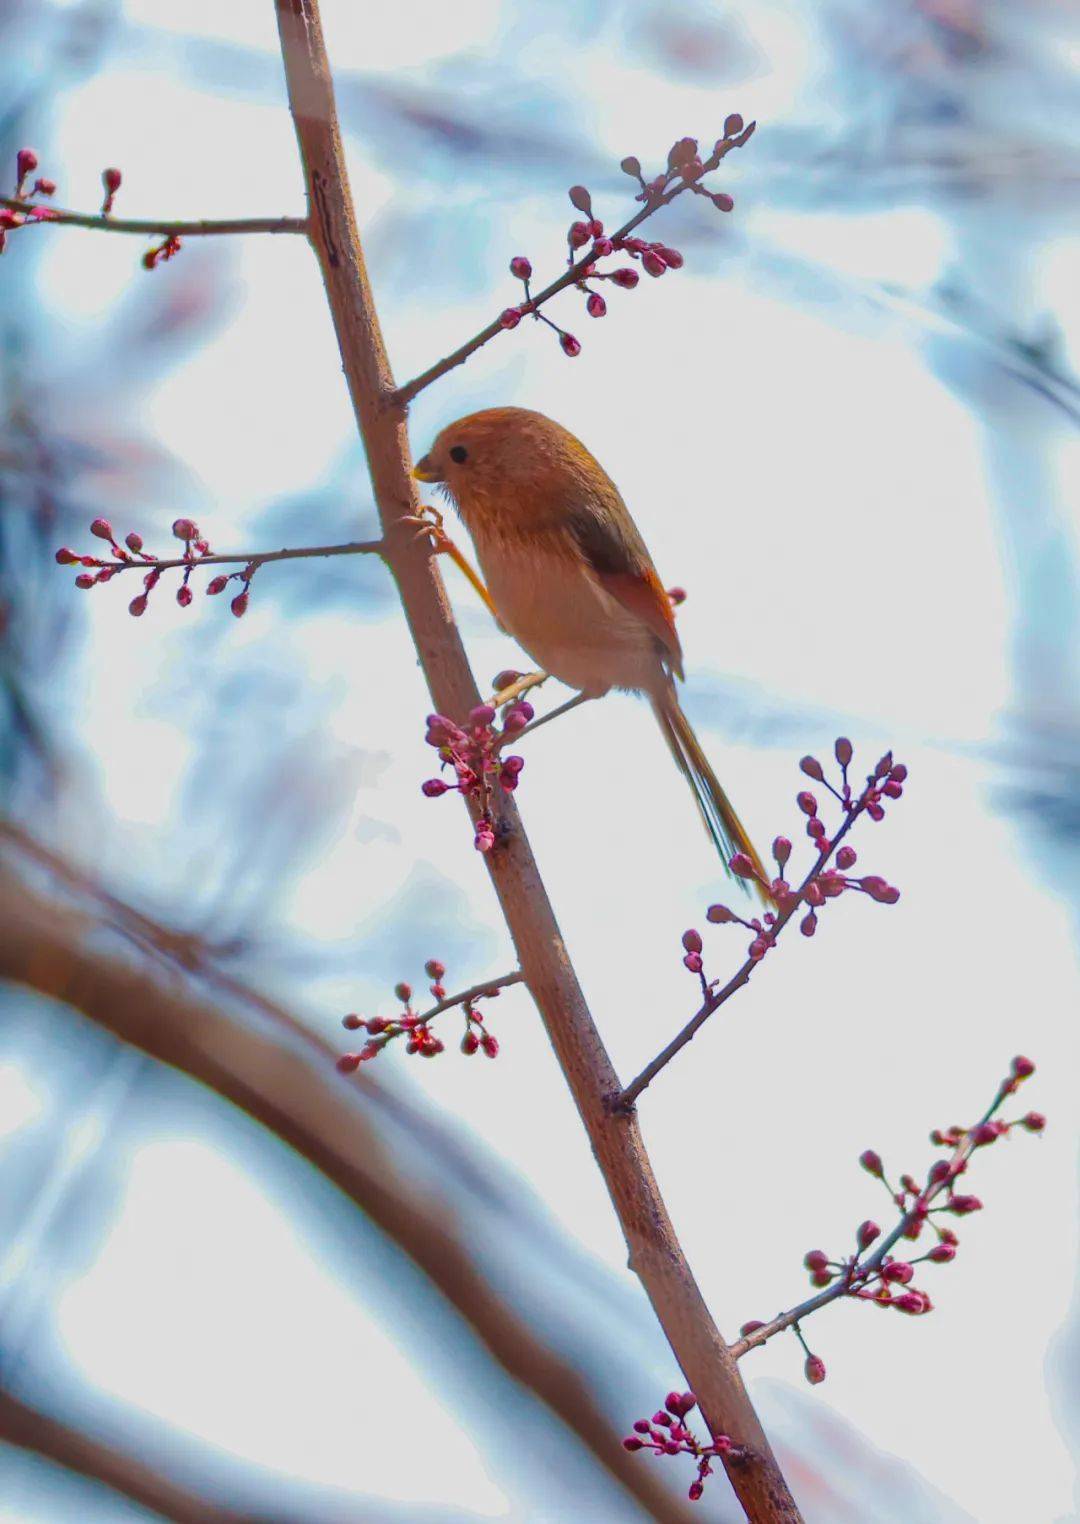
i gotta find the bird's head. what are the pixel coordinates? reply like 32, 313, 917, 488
413, 407, 600, 526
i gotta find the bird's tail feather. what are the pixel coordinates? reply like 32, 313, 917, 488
652, 688, 771, 900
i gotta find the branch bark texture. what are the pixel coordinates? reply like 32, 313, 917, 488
272, 3, 802, 1518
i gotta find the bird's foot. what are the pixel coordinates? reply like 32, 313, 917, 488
403, 506, 498, 618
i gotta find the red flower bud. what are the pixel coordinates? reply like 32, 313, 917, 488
33, 177, 56, 196
336, 1053, 362, 1073
74, 573, 95, 590
230, 592, 248, 617
611, 267, 639, 289
620, 156, 641, 178
799, 755, 824, 781
729, 852, 757, 878
509, 255, 532, 280
724, 113, 744, 138
102, 166, 122, 193
681, 929, 702, 954
481, 1032, 499, 1058
128, 594, 148, 617
568, 221, 590, 249
499, 307, 522, 330
772, 835, 792, 866
800, 910, 817, 937
949, 1194, 983, 1216
642, 250, 667, 277
394, 982, 412, 1003
857, 1220, 880, 1250
881, 1260, 913, 1284
836, 845, 857, 870
171, 517, 198, 540
740, 1320, 765, 1336
859, 1149, 883, 1177
928, 1243, 956, 1262
176, 584, 193, 607
568, 184, 592, 213
804, 1355, 826, 1386
803, 1249, 829, 1273
586, 292, 607, 318
90, 518, 114, 540
834, 737, 853, 766
712, 192, 734, 212
1011, 1055, 1035, 1078
55, 547, 79, 564
16, 148, 38, 182
1021, 1111, 1046, 1132
559, 332, 581, 357
797, 791, 817, 816
622, 1437, 643, 1451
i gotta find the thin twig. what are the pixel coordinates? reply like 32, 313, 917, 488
273, 5, 800, 1519
617, 779, 875, 1110
414, 970, 523, 1023
729, 1077, 1014, 1358
76, 538, 385, 577
1, 197, 308, 238
392, 141, 749, 407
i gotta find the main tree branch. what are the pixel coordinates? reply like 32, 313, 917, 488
273, 2, 801, 1518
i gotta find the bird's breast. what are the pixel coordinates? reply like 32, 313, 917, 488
472, 529, 662, 696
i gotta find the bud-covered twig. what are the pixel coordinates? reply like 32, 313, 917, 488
336, 965, 523, 1067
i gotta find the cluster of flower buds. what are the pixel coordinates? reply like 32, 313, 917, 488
737, 1057, 1043, 1385
336, 960, 505, 1069
143, 232, 182, 271
55, 517, 258, 617
622, 1391, 741, 1503
497, 117, 754, 359
421, 686, 530, 852
694, 740, 903, 971
1, 148, 58, 253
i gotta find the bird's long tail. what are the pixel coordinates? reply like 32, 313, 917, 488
651, 687, 771, 897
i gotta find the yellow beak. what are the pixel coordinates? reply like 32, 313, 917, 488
412, 455, 443, 483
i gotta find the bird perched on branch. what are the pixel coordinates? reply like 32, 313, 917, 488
414, 406, 767, 887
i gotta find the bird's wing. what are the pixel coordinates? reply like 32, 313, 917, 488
566, 501, 684, 678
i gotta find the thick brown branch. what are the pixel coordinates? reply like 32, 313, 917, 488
0, 863, 698, 1524
618, 781, 875, 1109
729, 1077, 1015, 1359
273, 4, 800, 1519
0, 1388, 256, 1524
1, 197, 308, 238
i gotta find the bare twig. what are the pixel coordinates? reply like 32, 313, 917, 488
1, 197, 308, 238
729, 1075, 1018, 1358
413, 970, 523, 1022
273, 4, 800, 1518
617, 777, 875, 1110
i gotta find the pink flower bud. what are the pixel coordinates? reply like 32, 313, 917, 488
481, 1032, 499, 1058
740, 1320, 765, 1337
74, 573, 95, 590
591, 237, 614, 257
668, 136, 698, 168
16, 148, 38, 182
683, 953, 703, 974
729, 852, 756, 878
867, 802, 885, 822
424, 959, 446, 981
620, 156, 641, 178
568, 221, 590, 249
128, 594, 148, 616
90, 518, 114, 540
724, 112, 744, 137
859, 1149, 883, 1177
836, 845, 857, 870
800, 910, 817, 937
834, 737, 853, 766
230, 592, 248, 617
799, 755, 824, 781
1021, 1111, 1046, 1132
803, 1249, 829, 1273
475, 821, 496, 853
102, 166, 122, 194
341, 1013, 363, 1030
882, 1260, 913, 1284
748, 938, 768, 960
205, 575, 228, 595
336, 1053, 362, 1073
622, 1437, 643, 1451
883, 780, 903, 799
394, 982, 412, 1004
498, 306, 523, 331
469, 703, 496, 728
665, 1391, 696, 1417
176, 584, 193, 607
33, 177, 56, 196
657, 245, 683, 269
890, 763, 908, 782
586, 292, 607, 318
171, 517, 198, 541
559, 332, 581, 357
804, 1355, 826, 1386
509, 256, 532, 280
857, 1219, 881, 1250
55, 547, 79, 565
681, 929, 703, 954
804, 880, 824, 907
688, 1481, 703, 1501
611, 267, 640, 289
421, 778, 448, 797
642, 250, 667, 277
712, 192, 734, 212
1011, 1055, 1035, 1078
568, 184, 592, 213
927, 1243, 956, 1263
796, 790, 817, 816
949, 1194, 983, 1215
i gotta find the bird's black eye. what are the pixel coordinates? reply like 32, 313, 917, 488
449, 444, 468, 464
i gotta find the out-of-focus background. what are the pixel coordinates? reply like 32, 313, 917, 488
1, 1, 1077, 1520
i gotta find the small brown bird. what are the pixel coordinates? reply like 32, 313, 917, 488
414, 406, 767, 885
